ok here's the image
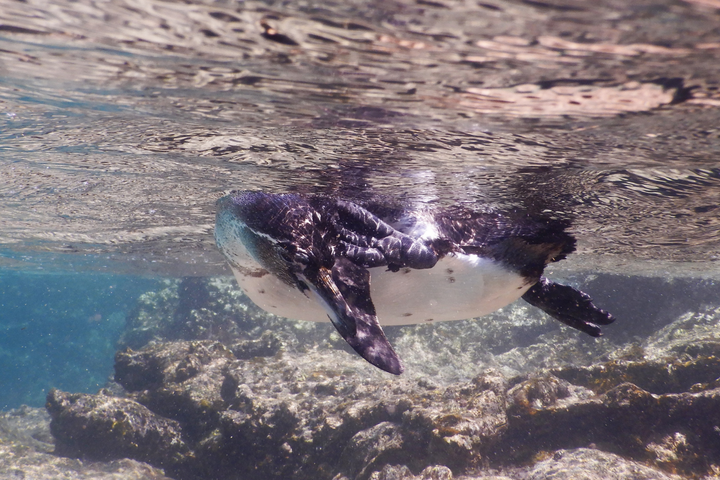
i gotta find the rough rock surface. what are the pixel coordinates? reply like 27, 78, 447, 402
47, 338, 720, 480
119, 277, 290, 349
0, 406, 172, 480
353, 448, 686, 479
41, 275, 720, 480
521, 448, 684, 480
46, 389, 190, 467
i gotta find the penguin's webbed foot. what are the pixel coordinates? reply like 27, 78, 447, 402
522, 277, 615, 337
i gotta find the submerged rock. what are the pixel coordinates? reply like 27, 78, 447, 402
522, 448, 684, 480
351, 449, 685, 479
503, 377, 720, 476
40, 274, 720, 479
46, 389, 190, 468
46, 332, 720, 480
0, 406, 171, 480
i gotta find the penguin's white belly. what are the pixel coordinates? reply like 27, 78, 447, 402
230, 264, 321, 321
370, 254, 530, 325
230, 253, 531, 326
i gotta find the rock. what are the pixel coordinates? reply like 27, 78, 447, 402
357, 449, 683, 480
0, 405, 53, 453
502, 377, 720, 476
332, 465, 411, 480
551, 355, 720, 395
120, 280, 182, 349
366, 465, 415, 480
44, 276, 720, 479
338, 422, 406, 480
639, 305, 720, 360
115, 341, 236, 445
48, 339, 513, 479
360, 464, 455, 480
524, 448, 682, 480
46, 389, 190, 469
0, 452, 174, 480
47, 331, 720, 479
418, 466, 454, 480
114, 340, 234, 392
0, 406, 171, 480
230, 330, 284, 360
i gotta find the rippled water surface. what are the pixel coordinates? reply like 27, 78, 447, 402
1, 0, 719, 279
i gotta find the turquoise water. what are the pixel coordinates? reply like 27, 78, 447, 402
0, 272, 159, 409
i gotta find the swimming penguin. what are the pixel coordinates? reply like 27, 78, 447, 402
215, 191, 614, 375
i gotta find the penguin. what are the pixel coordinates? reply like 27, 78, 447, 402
215, 191, 614, 375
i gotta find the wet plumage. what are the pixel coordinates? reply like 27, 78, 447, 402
215, 191, 614, 375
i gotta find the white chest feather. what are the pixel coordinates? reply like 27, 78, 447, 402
229, 253, 530, 326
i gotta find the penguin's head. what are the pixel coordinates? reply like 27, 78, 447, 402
215, 191, 319, 285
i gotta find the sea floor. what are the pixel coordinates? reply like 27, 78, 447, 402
2, 274, 718, 480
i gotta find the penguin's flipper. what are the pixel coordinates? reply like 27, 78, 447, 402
304, 257, 404, 375
522, 277, 615, 337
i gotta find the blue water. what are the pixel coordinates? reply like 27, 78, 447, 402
0, 272, 159, 409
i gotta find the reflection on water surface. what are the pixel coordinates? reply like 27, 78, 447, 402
0, 0, 719, 277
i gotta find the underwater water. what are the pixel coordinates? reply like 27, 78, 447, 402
0, 272, 160, 409
1, 0, 720, 479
